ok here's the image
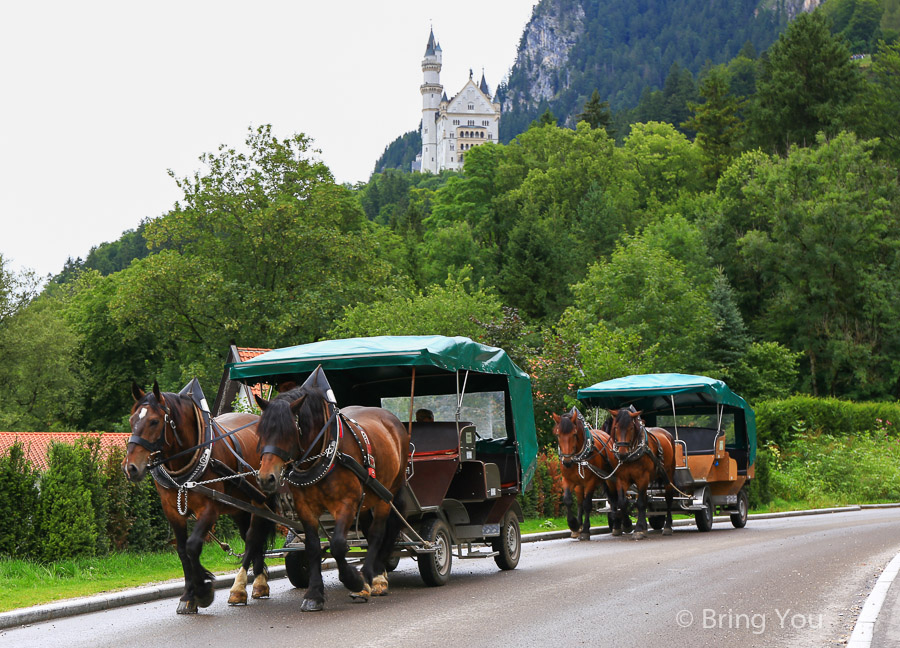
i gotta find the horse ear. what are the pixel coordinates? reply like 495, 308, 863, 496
255, 394, 270, 411
289, 394, 308, 414
569, 411, 579, 423
152, 380, 165, 406
629, 410, 642, 419
131, 381, 145, 402
551, 413, 560, 423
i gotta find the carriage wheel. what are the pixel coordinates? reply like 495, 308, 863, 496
648, 515, 665, 531
492, 511, 521, 571
695, 493, 714, 532
418, 518, 452, 586
284, 550, 310, 589
730, 489, 749, 529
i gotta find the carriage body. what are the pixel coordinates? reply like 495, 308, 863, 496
577, 373, 756, 531
227, 335, 538, 584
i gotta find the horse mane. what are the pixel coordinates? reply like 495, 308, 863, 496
259, 383, 329, 445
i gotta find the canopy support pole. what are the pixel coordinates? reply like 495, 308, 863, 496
670, 396, 679, 441
406, 367, 416, 438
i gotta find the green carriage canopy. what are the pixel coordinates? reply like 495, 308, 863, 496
228, 335, 538, 488
577, 373, 756, 465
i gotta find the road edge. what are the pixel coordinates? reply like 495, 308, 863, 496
848, 551, 900, 647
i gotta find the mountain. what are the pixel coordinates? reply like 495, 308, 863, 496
495, 0, 820, 140
372, 128, 422, 176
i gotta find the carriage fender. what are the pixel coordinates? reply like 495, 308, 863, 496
507, 499, 524, 523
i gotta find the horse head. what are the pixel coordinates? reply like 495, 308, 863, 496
553, 407, 585, 468
254, 389, 309, 494
124, 380, 182, 482
608, 407, 644, 461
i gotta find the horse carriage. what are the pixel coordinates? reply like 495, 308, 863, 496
220, 335, 538, 604
575, 373, 756, 533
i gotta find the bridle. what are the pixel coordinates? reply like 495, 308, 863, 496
128, 398, 180, 455
612, 415, 649, 463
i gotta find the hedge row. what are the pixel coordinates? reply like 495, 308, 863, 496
0, 439, 170, 561
755, 396, 900, 446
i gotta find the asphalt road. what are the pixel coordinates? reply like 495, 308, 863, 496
3, 508, 898, 648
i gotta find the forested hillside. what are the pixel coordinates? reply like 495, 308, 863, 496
496, 0, 794, 139
1, 11, 899, 447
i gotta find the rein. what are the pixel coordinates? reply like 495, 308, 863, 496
147, 418, 258, 469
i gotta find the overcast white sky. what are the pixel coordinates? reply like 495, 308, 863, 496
0, 1, 536, 278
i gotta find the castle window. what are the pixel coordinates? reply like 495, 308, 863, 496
488, 133, 492, 140
468, 120, 474, 126
482, 120, 489, 126
468, 104, 474, 110
451, 157, 454, 162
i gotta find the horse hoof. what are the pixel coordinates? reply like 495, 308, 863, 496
177, 599, 198, 615
662, 527, 673, 536
634, 531, 647, 540
579, 532, 591, 541
371, 573, 389, 596
349, 583, 372, 603
227, 590, 248, 606
300, 598, 324, 612
611, 528, 622, 537
252, 583, 270, 599
570, 531, 581, 539
196, 588, 215, 609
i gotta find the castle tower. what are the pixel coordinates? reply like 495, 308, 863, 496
420, 29, 443, 174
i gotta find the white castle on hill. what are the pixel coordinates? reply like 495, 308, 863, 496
413, 28, 501, 173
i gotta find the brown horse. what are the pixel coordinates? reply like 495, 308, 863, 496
552, 407, 619, 540
124, 381, 276, 614
255, 380, 410, 612
604, 408, 677, 540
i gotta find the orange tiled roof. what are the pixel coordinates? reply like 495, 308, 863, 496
0, 432, 130, 472
237, 347, 270, 362
236, 347, 272, 398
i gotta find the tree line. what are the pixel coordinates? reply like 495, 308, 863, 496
0, 14, 899, 451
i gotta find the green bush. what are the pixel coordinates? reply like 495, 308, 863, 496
104, 447, 132, 550
768, 430, 900, 505
518, 448, 563, 519
746, 446, 772, 508
0, 443, 39, 558
38, 443, 98, 561
756, 396, 900, 446
125, 476, 170, 553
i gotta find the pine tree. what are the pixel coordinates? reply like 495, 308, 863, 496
683, 66, 747, 181
38, 442, 98, 561
0, 442, 39, 557
576, 90, 615, 136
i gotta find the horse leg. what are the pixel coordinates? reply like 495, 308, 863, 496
228, 513, 252, 605
184, 506, 218, 609
299, 517, 326, 612
634, 487, 648, 540
610, 486, 624, 537
663, 486, 674, 536
563, 483, 579, 538
170, 517, 198, 615
249, 514, 275, 598
361, 501, 393, 596
579, 485, 595, 541
328, 503, 368, 601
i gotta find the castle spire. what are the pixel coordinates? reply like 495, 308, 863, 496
425, 28, 436, 56
479, 69, 489, 96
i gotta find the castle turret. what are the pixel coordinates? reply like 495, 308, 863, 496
420, 28, 443, 174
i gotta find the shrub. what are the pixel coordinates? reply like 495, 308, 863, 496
104, 447, 132, 550
0, 442, 39, 558
756, 396, 900, 446
38, 442, 98, 561
518, 448, 563, 518
746, 445, 772, 508
125, 476, 170, 552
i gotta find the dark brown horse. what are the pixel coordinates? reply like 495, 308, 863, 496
552, 407, 618, 540
255, 381, 410, 612
604, 408, 677, 539
124, 381, 275, 614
